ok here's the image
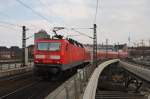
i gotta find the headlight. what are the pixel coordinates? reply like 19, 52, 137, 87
50, 55, 60, 60
36, 55, 45, 59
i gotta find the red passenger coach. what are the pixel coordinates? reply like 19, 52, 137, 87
34, 36, 91, 77
97, 51, 128, 60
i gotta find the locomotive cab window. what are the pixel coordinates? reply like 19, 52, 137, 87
49, 42, 60, 51
37, 42, 48, 50
37, 42, 60, 51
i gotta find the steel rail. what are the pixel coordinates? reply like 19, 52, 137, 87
119, 61, 150, 84
0, 81, 39, 99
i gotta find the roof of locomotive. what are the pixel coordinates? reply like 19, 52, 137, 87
35, 38, 84, 48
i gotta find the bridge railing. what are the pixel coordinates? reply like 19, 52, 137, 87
83, 59, 119, 99
45, 64, 95, 99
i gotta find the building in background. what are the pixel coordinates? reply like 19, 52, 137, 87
129, 46, 150, 58
10, 46, 22, 59
34, 29, 50, 40
0, 45, 34, 60
0, 46, 11, 59
84, 44, 128, 52
27, 45, 34, 59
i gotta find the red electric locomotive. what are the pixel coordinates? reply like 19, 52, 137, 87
34, 35, 91, 77
33, 30, 128, 79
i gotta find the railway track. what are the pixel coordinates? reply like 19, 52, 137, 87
95, 61, 150, 99
124, 58, 150, 69
95, 90, 147, 99
0, 70, 74, 99
0, 80, 63, 99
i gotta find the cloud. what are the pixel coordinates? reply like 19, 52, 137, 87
0, 0, 17, 11
34, 0, 94, 25
0, 0, 150, 47
0, 19, 53, 47
96, 0, 150, 45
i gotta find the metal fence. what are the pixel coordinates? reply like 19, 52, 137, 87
0, 60, 33, 71
46, 64, 95, 99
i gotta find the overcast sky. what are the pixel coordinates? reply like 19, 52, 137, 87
0, 0, 150, 47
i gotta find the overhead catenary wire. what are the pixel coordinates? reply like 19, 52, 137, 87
38, 0, 62, 35
26, 34, 34, 40
16, 0, 52, 26
16, 0, 94, 40
67, 0, 100, 40
70, 27, 93, 30
0, 24, 19, 32
38, 0, 93, 30
0, 21, 42, 32
0, 11, 12, 18
38, 0, 70, 27
94, 0, 99, 24
38, 0, 93, 37
0, 11, 46, 31
56, 28, 93, 40
38, 0, 53, 16
0, 20, 41, 33
70, 28, 93, 39
38, 0, 95, 40
0, 20, 22, 27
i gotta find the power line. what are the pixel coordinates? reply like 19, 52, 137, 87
38, 0, 94, 31
0, 20, 40, 33
38, 0, 70, 27
16, 0, 94, 40
57, 29, 92, 41
0, 24, 19, 31
38, 0, 63, 27
16, 0, 52, 25
38, 0, 52, 16
0, 20, 46, 33
0, 11, 12, 18
0, 20, 22, 27
38, 0, 95, 39
0, 12, 39, 31
94, 0, 99, 24
70, 27, 93, 30
51, 27, 93, 39
70, 28, 93, 39
26, 34, 34, 40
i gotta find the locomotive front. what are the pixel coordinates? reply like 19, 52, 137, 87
34, 39, 64, 75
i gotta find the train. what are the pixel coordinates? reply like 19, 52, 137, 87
33, 31, 128, 79
34, 35, 91, 78
97, 50, 128, 60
